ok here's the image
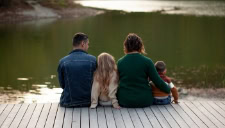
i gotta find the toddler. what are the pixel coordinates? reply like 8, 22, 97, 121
150, 61, 179, 104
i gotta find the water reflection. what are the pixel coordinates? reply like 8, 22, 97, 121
169, 65, 225, 88
23, 87, 62, 103
17, 78, 29, 81
21, 18, 57, 26
0, 85, 62, 104
75, 0, 225, 17
3, 75, 58, 90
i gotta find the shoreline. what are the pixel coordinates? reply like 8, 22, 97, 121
0, 1, 105, 24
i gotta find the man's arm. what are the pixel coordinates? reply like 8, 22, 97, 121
57, 63, 65, 89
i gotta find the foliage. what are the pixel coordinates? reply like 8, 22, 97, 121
37, 0, 78, 9
0, 0, 75, 8
0, 0, 14, 7
0, 0, 27, 8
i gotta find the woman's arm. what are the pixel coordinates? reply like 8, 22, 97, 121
57, 62, 65, 89
148, 59, 171, 93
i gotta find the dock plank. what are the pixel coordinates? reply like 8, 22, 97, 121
164, 104, 189, 128
45, 103, 59, 128
199, 101, 225, 126
120, 108, 134, 128
171, 103, 198, 128
157, 105, 180, 128
214, 101, 225, 111
9, 104, 29, 128
63, 107, 73, 128
72, 108, 81, 128
97, 107, 107, 128
0, 104, 7, 116
207, 101, 225, 118
0, 104, 14, 127
112, 108, 126, 128
89, 108, 98, 128
150, 105, 171, 128
1, 104, 22, 128
192, 101, 225, 128
53, 106, 65, 128
136, 108, 152, 128
26, 103, 44, 128
105, 107, 116, 128
179, 102, 207, 128
81, 107, 89, 128
0, 101, 225, 128
128, 108, 144, 128
36, 103, 52, 128
143, 107, 162, 128
184, 101, 216, 128
18, 104, 36, 128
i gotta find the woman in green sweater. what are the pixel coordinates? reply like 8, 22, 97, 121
117, 33, 171, 108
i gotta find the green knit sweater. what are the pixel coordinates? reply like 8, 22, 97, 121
117, 53, 171, 108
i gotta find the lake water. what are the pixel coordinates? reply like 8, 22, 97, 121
75, 0, 225, 17
0, 1, 225, 103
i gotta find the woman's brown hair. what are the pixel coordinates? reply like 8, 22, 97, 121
124, 33, 146, 54
94, 53, 118, 94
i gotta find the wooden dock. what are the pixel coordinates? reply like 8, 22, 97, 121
0, 101, 225, 128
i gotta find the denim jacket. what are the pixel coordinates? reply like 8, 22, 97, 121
57, 49, 97, 107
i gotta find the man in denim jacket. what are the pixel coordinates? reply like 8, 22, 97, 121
58, 33, 97, 107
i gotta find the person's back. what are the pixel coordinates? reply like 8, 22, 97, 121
58, 33, 97, 107
117, 33, 171, 108
90, 53, 120, 109
151, 61, 179, 104
117, 53, 156, 107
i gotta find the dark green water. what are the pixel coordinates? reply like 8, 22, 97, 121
0, 11, 225, 102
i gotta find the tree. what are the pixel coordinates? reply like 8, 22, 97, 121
0, 0, 23, 8
0, 0, 12, 7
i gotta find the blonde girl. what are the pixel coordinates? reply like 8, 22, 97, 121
90, 53, 120, 109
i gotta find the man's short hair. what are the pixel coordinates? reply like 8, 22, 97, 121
72, 33, 88, 47
155, 61, 166, 73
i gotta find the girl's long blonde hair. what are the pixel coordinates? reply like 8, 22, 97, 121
94, 53, 118, 94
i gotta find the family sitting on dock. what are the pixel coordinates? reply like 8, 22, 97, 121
57, 32, 178, 108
